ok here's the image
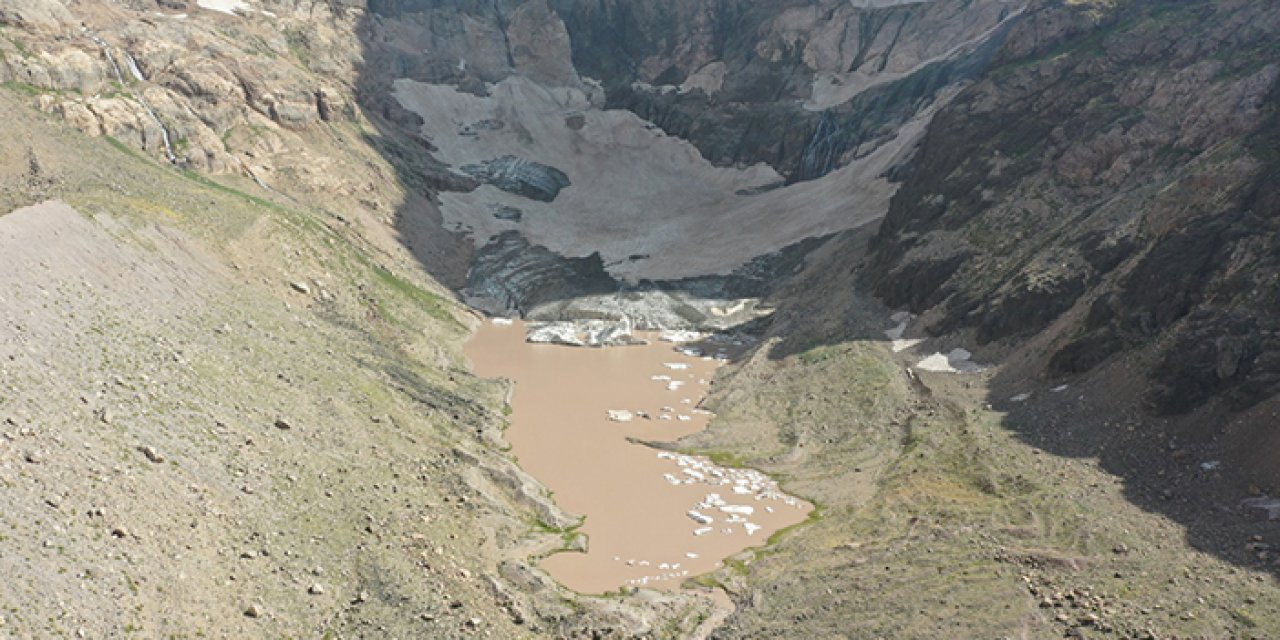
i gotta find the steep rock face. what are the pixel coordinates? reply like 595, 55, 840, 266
0, 0, 363, 177
553, 0, 1024, 180
863, 0, 1280, 414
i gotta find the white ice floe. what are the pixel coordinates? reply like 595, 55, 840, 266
663, 362, 690, 370
744, 522, 762, 536
607, 409, 634, 422
1051, 384, 1070, 392
687, 510, 714, 525
719, 505, 754, 515
693, 527, 713, 536
490, 317, 514, 326
651, 374, 672, 381
667, 380, 686, 390
660, 330, 705, 343
686, 552, 699, 559
526, 322, 585, 346
1009, 392, 1031, 402
677, 415, 692, 422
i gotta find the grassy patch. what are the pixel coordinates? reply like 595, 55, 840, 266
372, 266, 459, 327
1, 80, 42, 96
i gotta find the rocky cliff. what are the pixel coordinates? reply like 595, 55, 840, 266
863, 0, 1280, 417
5, 0, 1280, 637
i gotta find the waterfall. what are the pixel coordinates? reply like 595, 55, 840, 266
124, 53, 146, 83
87, 31, 178, 165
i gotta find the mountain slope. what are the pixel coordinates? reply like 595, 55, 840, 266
864, 0, 1280, 420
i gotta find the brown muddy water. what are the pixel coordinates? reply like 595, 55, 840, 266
466, 319, 811, 594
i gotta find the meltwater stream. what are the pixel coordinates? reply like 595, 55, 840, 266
466, 319, 811, 594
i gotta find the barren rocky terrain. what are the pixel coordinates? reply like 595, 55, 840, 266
1, 0, 1278, 637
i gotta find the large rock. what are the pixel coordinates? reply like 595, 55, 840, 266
0, 0, 76, 32
461, 156, 571, 203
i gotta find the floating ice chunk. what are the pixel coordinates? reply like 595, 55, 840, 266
719, 505, 754, 515
686, 552, 699, 559
1010, 393, 1031, 402
693, 527, 712, 536
667, 381, 686, 390
657, 452, 675, 459
744, 522, 762, 536
651, 375, 672, 381
526, 322, 585, 346
680, 347, 703, 357
677, 415, 692, 422
607, 409, 634, 422
660, 330, 705, 343
1200, 460, 1221, 471
659, 414, 672, 420
765, 506, 774, 513
732, 485, 752, 495
687, 510, 714, 525
682, 469, 706, 481
659, 563, 670, 570
663, 473, 681, 485
1051, 384, 1070, 393
490, 317, 514, 326
663, 362, 690, 370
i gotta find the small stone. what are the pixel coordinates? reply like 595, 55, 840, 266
354, 590, 369, 604
23, 450, 43, 464
308, 583, 325, 595
138, 446, 165, 463
274, 419, 292, 430
465, 617, 481, 629
289, 281, 311, 295
1112, 543, 1128, 554
110, 526, 129, 539
99, 409, 113, 425
459, 568, 472, 580
244, 604, 263, 618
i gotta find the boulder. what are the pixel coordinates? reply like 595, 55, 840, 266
0, 0, 76, 32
